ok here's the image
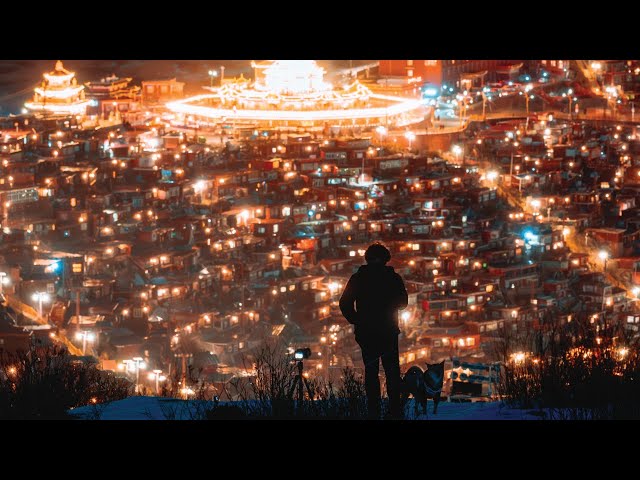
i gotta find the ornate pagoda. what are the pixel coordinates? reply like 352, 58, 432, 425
24, 61, 91, 116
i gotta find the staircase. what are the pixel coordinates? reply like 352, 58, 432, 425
5, 293, 45, 325
4, 294, 83, 356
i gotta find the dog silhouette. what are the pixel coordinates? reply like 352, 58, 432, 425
400, 361, 445, 416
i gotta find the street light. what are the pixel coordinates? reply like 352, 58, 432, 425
75, 331, 95, 356
148, 369, 166, 394
452, 144, 463, 165
31, 291, 50, 318
486, 171, 498, 182
208, 69, 218, 88
180, 387, 195, 398
456, 91, 470, 126
531, 199, 541, 212
562, 89, 575, 119
120, 357, 147, 393
511, 351, 526, 365
132, 357, 146, 394
598, 250, 609, 272
405, 131, 416, 151
618, 347, 629, 360
520, 83, 534, 118
0, 272, 9, 295
605, 86, 618, 120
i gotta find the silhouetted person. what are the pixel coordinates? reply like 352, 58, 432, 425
339, 243, 408, 419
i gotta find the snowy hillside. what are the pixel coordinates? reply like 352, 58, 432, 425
69, 396, 547, 420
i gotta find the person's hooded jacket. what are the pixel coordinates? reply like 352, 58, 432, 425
339, 264, 408, 346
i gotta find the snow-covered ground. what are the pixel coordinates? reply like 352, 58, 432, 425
69, 396, 213, 420
69, 397, 547, 420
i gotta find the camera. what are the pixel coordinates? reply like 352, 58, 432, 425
294, 348, 312, 360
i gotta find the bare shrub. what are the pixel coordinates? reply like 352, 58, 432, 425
496, 314, 640, 419
211, 343, 368, 419
0, 346, 130, 419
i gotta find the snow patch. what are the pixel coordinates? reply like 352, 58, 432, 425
70, 397, 547, 420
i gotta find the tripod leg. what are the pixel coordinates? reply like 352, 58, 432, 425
288, 375, 299, 401
297, 375, 304, 407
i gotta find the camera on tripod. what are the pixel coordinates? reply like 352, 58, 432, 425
294, 347, 311, 360
289, 347, 313, 407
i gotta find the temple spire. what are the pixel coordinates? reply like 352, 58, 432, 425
24, 61, 90, 116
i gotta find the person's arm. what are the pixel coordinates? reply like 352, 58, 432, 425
339, 274, 359, 324
394, 273, 408, 310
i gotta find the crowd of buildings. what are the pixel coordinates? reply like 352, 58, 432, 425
0, 59, 637, 399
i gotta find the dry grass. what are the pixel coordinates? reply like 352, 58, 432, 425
495, 313, 640, 420
212, 342, 369, 419
0, 346, 130, 419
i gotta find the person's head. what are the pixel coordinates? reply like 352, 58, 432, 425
365, 242, 391, 265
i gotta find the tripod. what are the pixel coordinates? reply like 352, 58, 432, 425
288, 359, 314, 413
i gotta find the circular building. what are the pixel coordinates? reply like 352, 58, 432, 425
166, 60, 427, 129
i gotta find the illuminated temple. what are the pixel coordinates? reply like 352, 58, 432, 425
25, 61, 91, 116
167, 60, 426, 128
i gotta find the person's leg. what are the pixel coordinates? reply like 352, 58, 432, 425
381, 336, 402, 419
361, 346, 381, 419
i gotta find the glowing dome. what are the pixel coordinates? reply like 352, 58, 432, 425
167, 60, 426, 128
258, 60, 331, 94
